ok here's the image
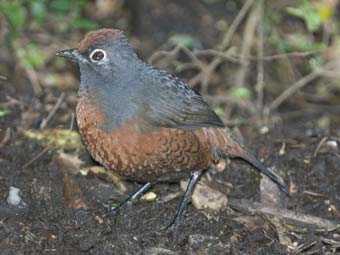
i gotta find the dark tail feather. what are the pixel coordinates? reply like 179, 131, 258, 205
240, 151, 289, 195
200, 128, 289, 195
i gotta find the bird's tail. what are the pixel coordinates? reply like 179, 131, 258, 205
238, 148, 289, 195
200, 128, 289, 195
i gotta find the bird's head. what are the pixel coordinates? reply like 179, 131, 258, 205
56, 28, 138, 81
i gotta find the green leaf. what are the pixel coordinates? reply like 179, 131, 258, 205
16, 44, 48, 69
286, 7, 305, 18
0, 108, 10, 117
286, 3, 322, 32
309, 55, 323, 69
201, 0, 224, 3
280, 33, 326, 52
169, 34, 198, 48
51, 0, 88, 14
227, 87, 252, 99
29, 0, 47, 22
213, 106, 224, 117
22, 129, 83, 149
0, 0, 27, 33
51, 0, 72, 13
305, 10, 321, 32
72, 18, 98, 31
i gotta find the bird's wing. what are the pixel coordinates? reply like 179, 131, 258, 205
142, 66, 224, 130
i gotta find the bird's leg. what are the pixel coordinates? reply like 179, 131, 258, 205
167, 170, 203, 229
109, 182, 152, 213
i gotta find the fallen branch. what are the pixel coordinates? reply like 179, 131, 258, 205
229, 198, 339, 230
22, 145, 51, 169
312, 136, 328, 158
40, 92, 65, 129
266, 61, 339, 113
234, 2, 258, 88
256, 0, 264, 110
0, 128, 11, 149
189, 0, 255, 93
219, 0, 255, 51
24, 67, 43, 96
148, 45, 181, 65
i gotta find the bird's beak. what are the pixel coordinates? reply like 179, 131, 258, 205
56, 49, 83, 62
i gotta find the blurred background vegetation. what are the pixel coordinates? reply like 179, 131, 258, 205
0, 0, 339, 130
1, 2, 340, 253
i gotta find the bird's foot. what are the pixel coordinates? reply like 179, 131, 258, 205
104, 182, 152, 217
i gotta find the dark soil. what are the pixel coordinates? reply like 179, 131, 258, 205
1, 1, 340, 254
1, 76, 339, 254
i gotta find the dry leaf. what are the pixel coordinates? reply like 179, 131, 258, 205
63, 173, 88, 209
141, 192, 157, 201
54, 150, 84, 175
88, 166, 127, 193
22, 129, 82, 149
260, 173, 286, 208
180, 180, 228, 210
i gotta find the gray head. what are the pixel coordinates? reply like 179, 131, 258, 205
56, 28, 140, 92
56, 29, 145, 130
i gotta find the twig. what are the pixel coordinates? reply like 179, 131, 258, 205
267, 69, 320, 112
279, 105, 340, 120
0, 75, 7, 80
39, 92, 65, 129
198, 0, 255, 93
69, 112, 75, 131
266, 65, 328, 112
200, 57, 221, 94
180, 46, 206, 70
149, 0, 255, 97
148, 45, 181, 64
257, 51, 319, 61
292, 241, 318, 254
0, 96, 24, 109
312, 136, 328, 158
235, 3, 259, 88
205, 94, 253, 109
0, 128, 11, 149
320, 237, 340, 248
229, 198, 339, 229
256, 0, 264, 111
219, 0, 255, 51
195, 49, 319, 62
194, 48, 240, 63
24, 67, 43, 96
188, 72, 203, 87
22, 145, 51, 169
303, 190, 327, 198
317, 69, 340, 78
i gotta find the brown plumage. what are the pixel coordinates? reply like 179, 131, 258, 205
57, 28, 288, 228
76, 93, 242, 182
78, 29, 123, 53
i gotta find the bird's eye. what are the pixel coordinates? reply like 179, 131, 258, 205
90, 49, 106, 62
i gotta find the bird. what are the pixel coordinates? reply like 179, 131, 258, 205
56, 28, 288, 228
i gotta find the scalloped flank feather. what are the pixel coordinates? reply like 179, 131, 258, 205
78, 28, 123, 53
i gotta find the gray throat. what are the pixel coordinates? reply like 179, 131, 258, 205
79, 61, 144, 132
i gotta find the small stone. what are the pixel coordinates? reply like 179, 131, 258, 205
326, 140, 337, 150
6, 186, 26, 207
95, 215, 104, 224
187, 234, 231, 255
260, 126, 269, 134
144, 247, 178, 255
180, 181, 228, 210
78, 234, 99, 252
279, 143, 286, 156
141, 191, 157, 201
